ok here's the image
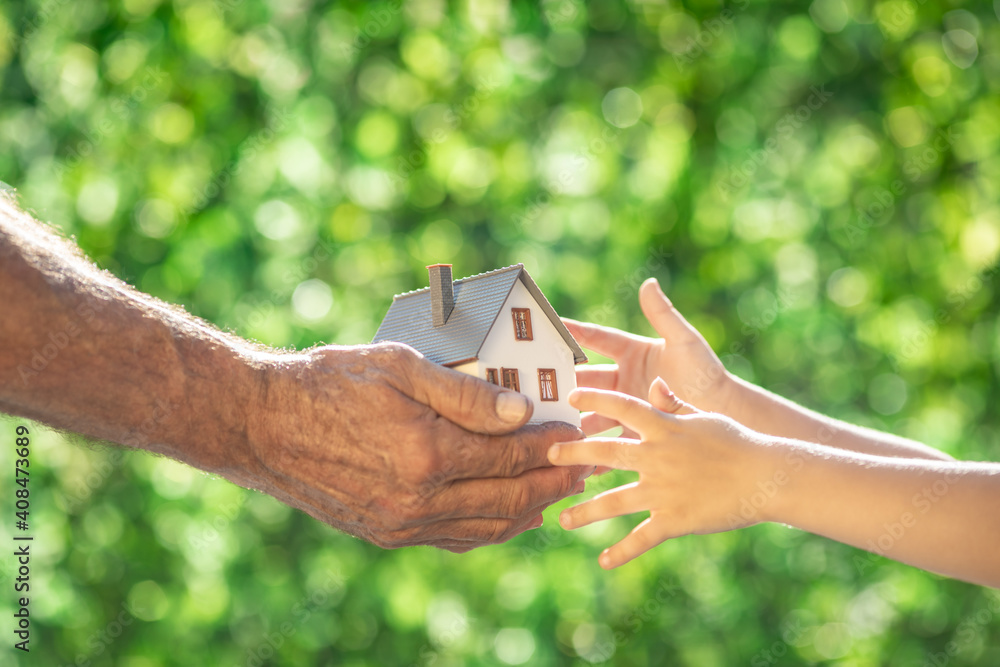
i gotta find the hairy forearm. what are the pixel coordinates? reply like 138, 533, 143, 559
727, 375, 952, 461
0, 197, 590, 550
765, 440, 1000, 587
0, 198, 261, 480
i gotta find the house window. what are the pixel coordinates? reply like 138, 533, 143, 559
511, 308, 532, 340
486, 368, 499, 385
501, 368, 520, 392
538, 369, 558, 401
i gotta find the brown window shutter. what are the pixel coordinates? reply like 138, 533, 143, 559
537, 369, 558, 401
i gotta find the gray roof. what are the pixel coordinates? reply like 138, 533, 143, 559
373, 264, 588, 366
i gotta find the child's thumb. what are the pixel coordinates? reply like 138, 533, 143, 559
639, 278, 701, 342
648, 377, 699, 415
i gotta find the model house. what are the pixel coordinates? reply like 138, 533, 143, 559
373, 264, 588, 425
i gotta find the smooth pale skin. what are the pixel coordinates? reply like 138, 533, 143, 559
0, 196, 589, 552
551, 279, 1000, 588
563, 278, 952, 460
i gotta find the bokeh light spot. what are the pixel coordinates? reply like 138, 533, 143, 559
868, 373, 908, 415
292, 279, 334, 321
827, 267, 869, 308
494, 628, 536, 665
602, 87, 643, 128
77, 178, 119, 226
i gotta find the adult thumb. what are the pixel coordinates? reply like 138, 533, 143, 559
407, 356, 534, 434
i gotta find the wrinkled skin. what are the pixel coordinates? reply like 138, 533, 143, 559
246, 343, 590, 552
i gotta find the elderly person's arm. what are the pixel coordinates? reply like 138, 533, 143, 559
0, 196, 586, 551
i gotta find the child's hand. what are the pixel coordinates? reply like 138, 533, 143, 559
563, 278, 735, 438
547, 379, 775, 569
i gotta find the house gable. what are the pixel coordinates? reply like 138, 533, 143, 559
476, 279, 579, 424
372, 264, 586, 367
372, 265, 522, 366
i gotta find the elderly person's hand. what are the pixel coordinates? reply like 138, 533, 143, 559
0, 196, 586, 552
245, 343, 587, 551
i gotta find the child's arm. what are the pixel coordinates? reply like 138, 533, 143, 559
549, 383, 1000, 587
565, 278, 951, 461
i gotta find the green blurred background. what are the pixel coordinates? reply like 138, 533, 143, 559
2, 0, 999, 664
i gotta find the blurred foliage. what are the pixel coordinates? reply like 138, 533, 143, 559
2, 0, 1000, 664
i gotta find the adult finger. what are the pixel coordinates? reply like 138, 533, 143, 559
599, 517, 669, 569
395, 346, 535, 435
424, 466, 586, 522
260, 458, 555, 548
562, 318, 642, 361
547, 437, 643, 471
568, 388, 671, 437
407, 513, 547, 547
436, 420, 587, 481
575, 366, 621, 391
648, 377, 699, 415
437, 514, 546, 552
559, 482, 648, 529
396, 513, 549, 551
638, 278, 701, 343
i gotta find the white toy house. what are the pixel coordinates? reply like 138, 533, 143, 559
373, 264, 588, 425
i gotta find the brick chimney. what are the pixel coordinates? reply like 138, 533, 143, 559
427, 264, 455, 327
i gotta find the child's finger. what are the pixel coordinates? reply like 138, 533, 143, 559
581, 411, 622, 436
562, 318, 639, 361
638, 278, 701, 343
599, 517, 669, 569
648, 377, 699, 415
559, 482, 647, 529
547, 438, 644, 471
575, 366, 620, 391
582, 410, 639, 440
568, 388, 671, 437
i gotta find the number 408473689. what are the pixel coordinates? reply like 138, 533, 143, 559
15, 425, 29, 530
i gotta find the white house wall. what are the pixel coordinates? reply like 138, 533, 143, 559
474, 279, 580, 426
450, 361, 478, 377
